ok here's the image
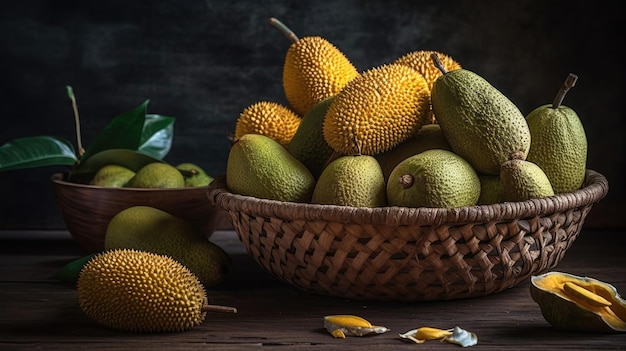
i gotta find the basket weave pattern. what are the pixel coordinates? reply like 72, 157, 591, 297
208, 170, 608, 301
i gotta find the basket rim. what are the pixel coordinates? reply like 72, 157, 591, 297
207, 169, 608, 226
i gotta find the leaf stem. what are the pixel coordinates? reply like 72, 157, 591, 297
66, 86, 85, 157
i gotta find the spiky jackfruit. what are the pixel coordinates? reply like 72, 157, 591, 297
234, 101, 301, 145
269, 17, 359, 116
394, 50, 461, 92
394, 50, 462, 124
323, 63, 430, 156
77, 249, 236, 333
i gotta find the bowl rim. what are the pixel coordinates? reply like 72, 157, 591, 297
207, 169, 609, 226
51, 172, 210, 192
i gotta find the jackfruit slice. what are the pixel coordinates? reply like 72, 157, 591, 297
77, 249, 236, 333
269, 17, 359, 116
234, 101, 301, 145
323, 63, 430, 156
530, 271, 626, 333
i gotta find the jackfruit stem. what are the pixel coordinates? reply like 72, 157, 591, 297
431, 53, 447, 75
269, 17, 299, 43
398, 174, 414, 189
202, 304, 238, 314
552, 73, 578, 109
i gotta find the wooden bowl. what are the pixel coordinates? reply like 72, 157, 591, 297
208, 169, 609, 301
52, 173, 222, 253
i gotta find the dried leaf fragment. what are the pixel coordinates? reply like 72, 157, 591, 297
324, 315, 389, 338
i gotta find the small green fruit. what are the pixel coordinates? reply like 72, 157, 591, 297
526, 73, 587, 194
386, 149, 480, 208
226, 133, 315, 202
90, 164, 135, 187
176, 163, 214, 187
500, 159, 554, 202
312, 155, 386, 208
125, 162, 185, 188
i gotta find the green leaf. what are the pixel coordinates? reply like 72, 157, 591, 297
139, 114, 175, 160
80, 100, 149, 162
52, 253, 96, 284
0, 136, 77, 172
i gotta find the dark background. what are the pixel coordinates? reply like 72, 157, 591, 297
0, 0, 623, 230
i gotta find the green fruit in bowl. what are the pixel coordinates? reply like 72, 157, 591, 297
176, 163, 214, 187
90, 164, 136, 187
125, 162, 185, 188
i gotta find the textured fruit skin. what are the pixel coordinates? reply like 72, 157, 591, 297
77, 249, 208, 333
286, 97, 336, 179
90, 164, 135, 187
283, 36, 359, 116
226, 133, 315, 202
125, 162, 185, 188
530, 272, 626, 333
526, 104, 587, 194
431, 69, 531, 175
176, 163, 214, 187
477, 174, 505, 205
393, 50, 462, 124
105, 206, 232, 287
311, 155, 386, 208
500, 159, 554, 202
386, 149, 480, 208
375, 124, 452, 180
234, 101, 301, 145
323, 64, 431, 156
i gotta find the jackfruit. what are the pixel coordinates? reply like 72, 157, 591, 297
234, 101, 301, 146
269, 17, 359, 116
77, 249, 237, 333
105, 206, 232, 287
125, 162, 185, 188
323, 63, 431, 156
286, 96, 336, 179
226, 133, 315, 202
311, 155, 386, 208
500, 159, 554, 202
386, 149, 480, 208
176, 162, 214, 187
530, 271, 626, 332
375, 123, 452, 180
477, 174, 506, 205
526, 73, 588, 194
394, 50, 462, 124
431, 54, 531, 175
90, 164, 135, 187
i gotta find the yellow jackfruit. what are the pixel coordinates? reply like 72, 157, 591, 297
234, 101, 301, 145
77, 249, 236, 333
394, 50, 462, 124
323, 63, 431, 156
269, 17, 359, 116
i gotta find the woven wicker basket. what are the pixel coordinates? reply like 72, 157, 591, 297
207, 169, 608, 301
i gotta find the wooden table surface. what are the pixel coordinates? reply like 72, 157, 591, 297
1, 228, 625, 350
